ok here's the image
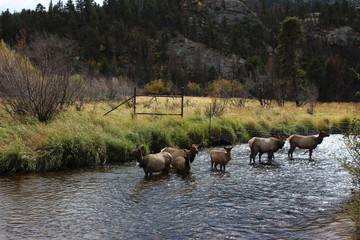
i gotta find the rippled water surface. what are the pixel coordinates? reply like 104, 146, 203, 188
0, 135, 357, 239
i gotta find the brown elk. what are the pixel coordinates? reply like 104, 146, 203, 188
129, 146, 171, 176
288, 130, 330, 159
173, 150, 192, 173
161, 144, 200, 166
248, 136, 287, 164
210, 146, 233, 171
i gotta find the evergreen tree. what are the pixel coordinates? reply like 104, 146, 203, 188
276, 16, 305, 106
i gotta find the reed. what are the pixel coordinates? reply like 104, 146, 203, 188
0, 98, 358, 173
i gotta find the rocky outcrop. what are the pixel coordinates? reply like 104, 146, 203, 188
205, 0, 261, 25
307, 25, 360, 48
167, 37, 245, 80
324, 26, 360, 46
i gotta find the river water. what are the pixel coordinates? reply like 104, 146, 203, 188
0, 135, 357, 239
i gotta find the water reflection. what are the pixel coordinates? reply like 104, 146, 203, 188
0, 135, 357, 239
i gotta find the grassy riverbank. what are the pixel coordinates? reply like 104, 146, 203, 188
0, 97, 358, 174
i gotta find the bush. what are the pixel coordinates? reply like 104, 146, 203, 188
144, 79, 171, 94
0, 35, 83, 122
206, 78, 244, 97
187, 81, 202, 96
205, 97, 227, 117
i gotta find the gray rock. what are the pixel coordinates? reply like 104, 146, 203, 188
206, 0, 261, 25
325, 26, 360, 46
167, 37, 245, 80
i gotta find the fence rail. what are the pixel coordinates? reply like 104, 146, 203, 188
104, 87, 184, 117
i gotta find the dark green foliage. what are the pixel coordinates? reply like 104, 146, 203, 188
343, 118, 360, 224
243, 121, 265, 138
149, 128, 172, 153
336, 117, 352, 132
300, 119, 318, 134
105, 137, 133, 163
0, 1, 358, 101
209, 124, 236, 146
187, 124, 209, 146
277, 16, 305, 106
38, 135, 106, 171
0, 147, 30, 174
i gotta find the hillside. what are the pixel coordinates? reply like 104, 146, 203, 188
0, 0, 359, 102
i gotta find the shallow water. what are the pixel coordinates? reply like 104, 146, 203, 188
0, 135, 357, 239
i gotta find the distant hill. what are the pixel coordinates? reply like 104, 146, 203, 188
247, 0, 360, 6
0, 0, 359, 102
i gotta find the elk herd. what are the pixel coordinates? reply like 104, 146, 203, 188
129, 131, 330, 177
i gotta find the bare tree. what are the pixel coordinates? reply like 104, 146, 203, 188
0, 33, 83, 122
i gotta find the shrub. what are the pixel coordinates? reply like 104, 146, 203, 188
144, 79, 171, 94
187, 81, 202, 96
205, 78, 244, 97
205, 97, 227, 118
0, 35, 83, 122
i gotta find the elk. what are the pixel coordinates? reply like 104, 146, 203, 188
210, 146, 233, 171
161, 144, 200, 166
129, 146, 171, 176
288, 130, 330, 159
248, 136, 287, 164
173, 150, 192, 173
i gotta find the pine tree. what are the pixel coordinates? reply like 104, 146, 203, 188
276, 16, 305, 106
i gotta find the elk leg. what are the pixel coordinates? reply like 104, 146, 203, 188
249, 151, 254, 164
288, 146, 295, 158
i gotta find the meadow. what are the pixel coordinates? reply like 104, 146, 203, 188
0, 96, 358, 174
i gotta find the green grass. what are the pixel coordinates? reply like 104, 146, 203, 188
0, 98, 358, 174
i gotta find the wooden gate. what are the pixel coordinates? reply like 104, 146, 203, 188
104, 87, 184, 117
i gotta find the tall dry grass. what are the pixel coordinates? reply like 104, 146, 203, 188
0, 97, 358, 173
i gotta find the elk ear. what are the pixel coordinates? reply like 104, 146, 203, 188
140, 146, 146, 152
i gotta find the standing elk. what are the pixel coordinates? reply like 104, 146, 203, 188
248, 136, 287, 164
288, 130, 330, 159
161, 144, 200, 166
172, 150, 192, 173
210, 146, 233, 171
129, 146, 171, 176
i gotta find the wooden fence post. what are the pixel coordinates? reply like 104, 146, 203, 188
181, 87, 184, 118
133, 87, 137, 116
